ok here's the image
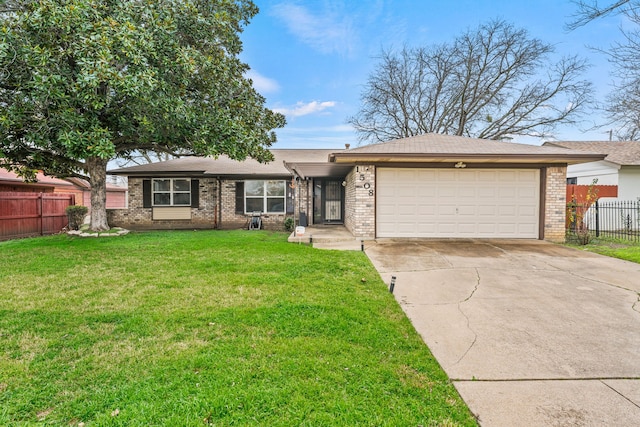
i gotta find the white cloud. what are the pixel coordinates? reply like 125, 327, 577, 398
245, 69, 280, 94
271, 3, 357, 56
273, 101, 337, 117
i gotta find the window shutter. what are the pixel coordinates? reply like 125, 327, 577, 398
235, 181, 244, 214
191, 179, 199, 208
143, 180, 152, 208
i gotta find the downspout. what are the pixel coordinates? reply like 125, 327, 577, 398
216, 177, 222, 229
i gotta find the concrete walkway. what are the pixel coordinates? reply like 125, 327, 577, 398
365, 239, 640, 426
288, 225, 364, 250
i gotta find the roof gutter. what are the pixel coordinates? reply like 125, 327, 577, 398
107, 169, 207, 176
329, 152, 607, 165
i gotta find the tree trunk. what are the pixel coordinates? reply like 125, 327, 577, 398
86, 156, 110, 231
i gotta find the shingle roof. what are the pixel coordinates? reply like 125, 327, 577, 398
109, 134, 609, 176
329, 133, 605, 164
108, 149, 337, 176
543, 141, 640, 166
0, 168, 126, 190
0, 168, 75, 187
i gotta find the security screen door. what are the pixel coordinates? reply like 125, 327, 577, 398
313, 180, 344, 224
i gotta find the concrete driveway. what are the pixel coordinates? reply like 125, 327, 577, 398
365, 239, 640, 426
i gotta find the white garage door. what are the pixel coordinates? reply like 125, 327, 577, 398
376, 168, 540, 238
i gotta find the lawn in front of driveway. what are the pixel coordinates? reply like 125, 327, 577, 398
0, 230, 475, 426
567, 237, 640, 264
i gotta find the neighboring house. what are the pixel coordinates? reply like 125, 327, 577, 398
108, 133, 604, 242
543, 141, 640, 201
0, 168, 78, 194
0, 167, 128, 209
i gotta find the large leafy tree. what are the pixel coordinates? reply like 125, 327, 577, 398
349, 20, 593, 143
0, 0, 285, 230
569, 1, 640, 139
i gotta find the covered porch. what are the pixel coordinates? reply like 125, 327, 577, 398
285, 161, 353, 227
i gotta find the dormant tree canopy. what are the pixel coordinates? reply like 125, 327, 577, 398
0, 0, 285, 230
349, 19, 593, 143
569, 0, 640, 140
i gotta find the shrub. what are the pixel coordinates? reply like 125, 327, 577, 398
284, 217, 294, 232
66, 205, 89, 230
566, 179, 599, 245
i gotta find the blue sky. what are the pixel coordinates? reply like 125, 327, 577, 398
239, 0, 627, 149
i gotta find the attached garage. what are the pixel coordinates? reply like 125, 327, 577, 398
376, 168, 540, 238
329, 133, 607, 242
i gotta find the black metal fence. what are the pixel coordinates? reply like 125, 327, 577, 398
567, 200, 640, 242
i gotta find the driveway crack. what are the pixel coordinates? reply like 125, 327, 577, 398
564, 270, 640, 316
453, 268, 481, 366
601, 379, 640, 410
462, 267, 481, 303
565, 270, 635, 293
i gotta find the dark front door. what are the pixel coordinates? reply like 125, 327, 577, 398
313, 179, 344, 224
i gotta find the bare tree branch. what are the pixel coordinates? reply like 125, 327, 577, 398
348, 19, 593, 143
566, 0, 634, 30
574, 6, 640, 138
566, 1, 640, 139
116, 150, 179, 167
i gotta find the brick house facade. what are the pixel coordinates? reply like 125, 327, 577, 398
108, 177, 218, 230
343, 165, 376, 238
108, 134, 605, 242
543, 166, 569, 243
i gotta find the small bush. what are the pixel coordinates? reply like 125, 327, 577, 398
66, 205, 88, 230
566, 179, 598, 245
284, 217, 294, 232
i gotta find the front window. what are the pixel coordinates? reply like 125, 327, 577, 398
152, 178, 191, 206
245, 180, 285, 213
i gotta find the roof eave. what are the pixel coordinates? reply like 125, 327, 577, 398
108, 169, 207, 176
109, 170, 294, 179
329, 153, 606, 165
284, 162, 354, 179
0, 178, 60, 187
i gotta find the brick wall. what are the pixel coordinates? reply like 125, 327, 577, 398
219, 179, 243, 229
344, 165, 375, 239
108, 177, 304, 231
294, 179, 312, 226
344, 169, 356, 234
108, 177, 217, 230
544, 166, 567, 243
219, 179, 295, 231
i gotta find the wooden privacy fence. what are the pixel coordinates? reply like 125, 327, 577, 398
566, 184, 618, 204
0, 192, 75, 240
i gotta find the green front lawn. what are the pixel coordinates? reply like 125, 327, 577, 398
0, 231, 475, 426
569, 237, 640, 264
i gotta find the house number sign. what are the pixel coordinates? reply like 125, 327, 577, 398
357, 167, 374, 196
